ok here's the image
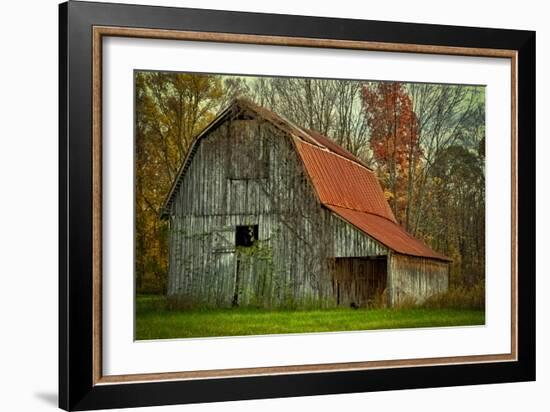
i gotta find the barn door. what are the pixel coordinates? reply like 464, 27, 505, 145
212, 251, 235, 306
211, 229, 236, 306
232, 225, 259, 307
331, 257, 387, 307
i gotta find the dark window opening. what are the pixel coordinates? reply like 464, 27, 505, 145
235, 225, 259, 247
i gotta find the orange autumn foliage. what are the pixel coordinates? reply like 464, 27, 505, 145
361, 82, 422, 224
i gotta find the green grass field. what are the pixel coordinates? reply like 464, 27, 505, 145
135, 295, 485, 340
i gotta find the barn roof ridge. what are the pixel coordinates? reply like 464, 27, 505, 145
291, 136, 374, 175
236, 98, 372, 170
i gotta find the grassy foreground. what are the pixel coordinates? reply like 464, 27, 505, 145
135, 295, 484, 340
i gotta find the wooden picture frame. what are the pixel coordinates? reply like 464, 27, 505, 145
59, 1, 535, 410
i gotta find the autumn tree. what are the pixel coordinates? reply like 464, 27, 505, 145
135, 72, 230, 293
361, 82, 422, 226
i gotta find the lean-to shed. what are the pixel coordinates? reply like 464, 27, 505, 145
161, 98, 451, 308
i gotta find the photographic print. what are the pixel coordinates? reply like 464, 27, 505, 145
134, 72, 486, 340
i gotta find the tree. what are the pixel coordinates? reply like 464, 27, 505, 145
361, 82, 422, 226
248, 78, 371, 163
429, 145, 485, 286
135, 72, 229, 293
407, 83, 483, 236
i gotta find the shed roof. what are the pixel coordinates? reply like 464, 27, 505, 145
326, 205, 450, 261
162, 98, 450, 262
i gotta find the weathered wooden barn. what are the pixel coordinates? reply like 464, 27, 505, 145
161, 98, 450, 308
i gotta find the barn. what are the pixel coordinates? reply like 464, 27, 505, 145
161, 98, 450, 308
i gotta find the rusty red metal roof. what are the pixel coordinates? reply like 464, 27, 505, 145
293, 131, 450, 261
325, 205, 451, 261
256, 98, 451, 261
294, 138, 396, 222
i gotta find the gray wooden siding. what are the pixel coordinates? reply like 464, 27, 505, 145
167, 119, 336, 307
388, 253, 449, 305
326, 212, 387, 258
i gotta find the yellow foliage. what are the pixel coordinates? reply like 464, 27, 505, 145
135, 71, 230, 293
